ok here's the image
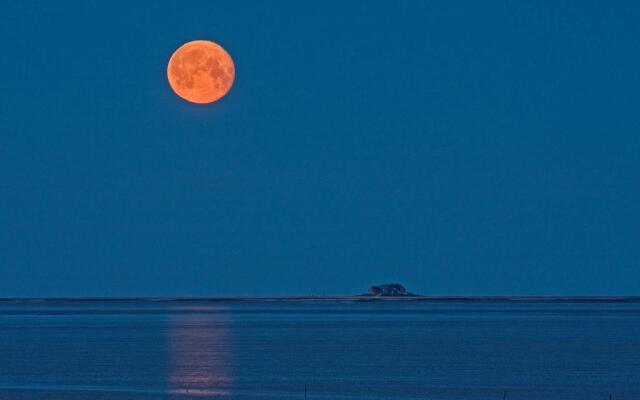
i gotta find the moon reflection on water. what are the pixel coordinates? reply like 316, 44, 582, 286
167, 307, 233, 397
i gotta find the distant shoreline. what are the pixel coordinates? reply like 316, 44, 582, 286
1, 295, 640, 303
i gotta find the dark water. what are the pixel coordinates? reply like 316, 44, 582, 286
0, 300, 639, 400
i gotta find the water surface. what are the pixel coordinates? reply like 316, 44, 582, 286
0, 299, 638, 399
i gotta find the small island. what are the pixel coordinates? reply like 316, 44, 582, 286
364, 283, 418, 297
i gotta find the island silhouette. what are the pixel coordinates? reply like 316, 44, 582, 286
363, 283, 416, 297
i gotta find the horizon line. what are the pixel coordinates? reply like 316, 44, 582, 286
1, 295, 640, 303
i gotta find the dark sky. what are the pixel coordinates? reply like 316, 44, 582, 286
1, 1, 639, 297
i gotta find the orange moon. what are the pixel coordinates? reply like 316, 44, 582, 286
167, 40, 235, 104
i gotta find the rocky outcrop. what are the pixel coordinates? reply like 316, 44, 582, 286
367, 283, 412, 296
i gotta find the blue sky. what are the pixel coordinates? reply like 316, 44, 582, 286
1, 1, 639, 296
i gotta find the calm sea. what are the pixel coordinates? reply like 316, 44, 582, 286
0, 299, 638, 399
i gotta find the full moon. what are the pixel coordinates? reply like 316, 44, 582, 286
167, 40, 235, 104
